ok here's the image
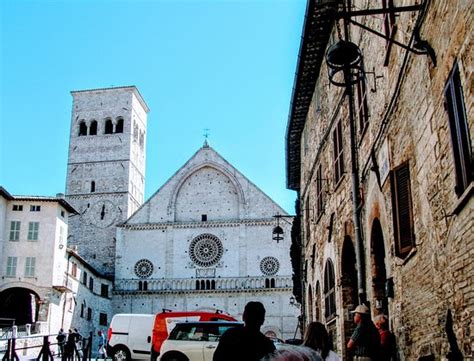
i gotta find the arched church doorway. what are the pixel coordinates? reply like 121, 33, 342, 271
0, 287, 40, 325
341, 236, 358, 360
370, 218, 388, 315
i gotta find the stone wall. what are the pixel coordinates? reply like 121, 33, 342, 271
296, 0, 473, 359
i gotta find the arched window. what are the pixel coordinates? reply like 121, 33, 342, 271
196, 280, 200, 290
211, 280, 216, 290
104, 119, 113, 134
314, 281, 321, 321
89, 120, 98, 135
143, 281, 148, 291
270, 278, 276, 288
78, 121, 87, 136
206, 280, 211, 290
200, 280, 205, 290
265, 279, 270, 288
115, 118, 124, 133
90, 181, 96, 193
324, 259, 336, 319
138, 281, 143, 291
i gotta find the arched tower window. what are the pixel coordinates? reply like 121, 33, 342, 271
90, 181, 96, 193
78, 121, 87, 136
324, 259, 336, 319
115, 118, 124, 133
89, 120, 98, 135
104, 119, 113, 134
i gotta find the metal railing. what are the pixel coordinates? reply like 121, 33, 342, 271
1, 328, 93, 361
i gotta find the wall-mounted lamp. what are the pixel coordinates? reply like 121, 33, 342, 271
272, 214, 295, 243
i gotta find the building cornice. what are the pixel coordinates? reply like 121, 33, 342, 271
286, 0, 338, 191
119, 218, 277, 230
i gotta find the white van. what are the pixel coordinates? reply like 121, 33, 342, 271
107, 313, 155, 361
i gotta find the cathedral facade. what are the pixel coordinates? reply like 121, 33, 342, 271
65, 86, 299, 339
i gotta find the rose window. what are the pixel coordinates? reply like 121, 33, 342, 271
260, 256, 280, 276
134, 259, 154, 278
189, 234, 223, 267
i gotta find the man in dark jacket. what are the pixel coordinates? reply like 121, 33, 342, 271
347, 304, 381, 361
213, 301, 275, 361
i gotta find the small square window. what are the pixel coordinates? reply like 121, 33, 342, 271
99, 313, 108, 326
201, 214, 207, 222
61, 210, 65, 217
87, 307, 92, 321
12, 205, 23, 211
30, 205, 41, 212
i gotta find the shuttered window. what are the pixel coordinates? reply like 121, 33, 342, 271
390, 162, 415, 257
333, 120, 344, 184
444, 63, 472, 197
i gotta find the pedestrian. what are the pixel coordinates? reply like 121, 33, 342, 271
374, 314, 396, 361
213, 301, 276, 361
96, 330, 108, 360
66, 329, 76, 361
73, 328, 83, 360
347, 304, 381, 361
303, 322, 341, 361
56, 328, 67, 359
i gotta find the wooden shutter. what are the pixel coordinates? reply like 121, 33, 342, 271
391, 163, 415, 257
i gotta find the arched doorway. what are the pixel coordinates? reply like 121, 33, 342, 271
341, 236, 358, 360
0, 287, 40, 325
370, 218, 388, 315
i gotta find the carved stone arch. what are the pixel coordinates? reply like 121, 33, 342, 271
168, 162, 246, 221
370, 217, 388, 315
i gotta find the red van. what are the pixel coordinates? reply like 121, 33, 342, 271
150, 311, 236, 360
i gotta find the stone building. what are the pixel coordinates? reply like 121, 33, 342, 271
286, 0, 472, 360
113, 143, 299, 339
60, 85, 299, 339
65, 86, 149, 277
0, 187, 77, 332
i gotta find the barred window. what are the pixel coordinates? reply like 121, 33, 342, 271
324, 259, 336, 319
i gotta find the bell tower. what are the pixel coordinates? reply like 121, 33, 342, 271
65, 86, 149, 276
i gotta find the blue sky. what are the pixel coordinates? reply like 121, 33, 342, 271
0, 0, 305, 214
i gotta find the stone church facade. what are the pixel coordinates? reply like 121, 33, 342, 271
63, 86, 299, 339
286, 0, 472, 360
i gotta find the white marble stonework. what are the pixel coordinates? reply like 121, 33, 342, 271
114, 145, 299, 339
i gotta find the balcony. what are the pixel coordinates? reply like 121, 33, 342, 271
113, 275, 293, 295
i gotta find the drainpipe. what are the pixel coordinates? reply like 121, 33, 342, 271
343, 0, 366, 304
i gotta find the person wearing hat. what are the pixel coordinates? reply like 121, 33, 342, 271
347, 304, 381, 361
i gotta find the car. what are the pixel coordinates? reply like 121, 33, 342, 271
158, 321, 243, 361
151, 311, 236, 360
107, 313, 156, 361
